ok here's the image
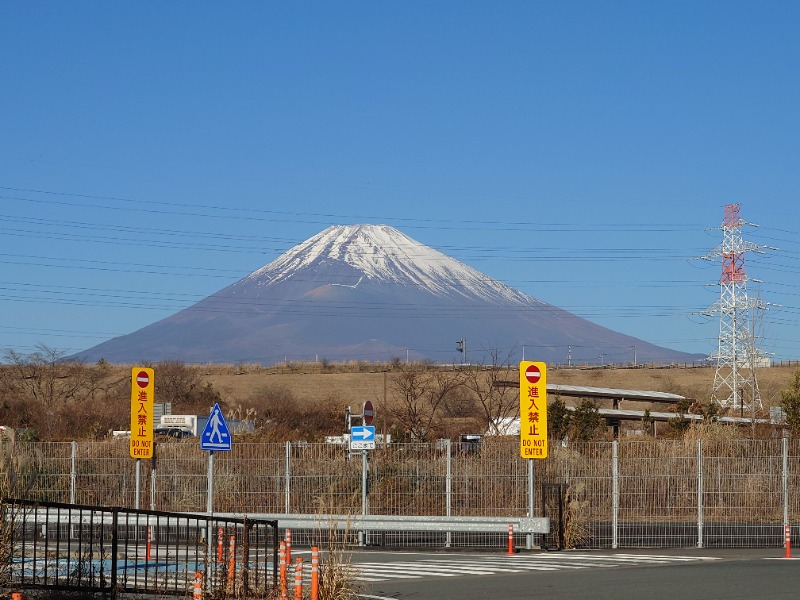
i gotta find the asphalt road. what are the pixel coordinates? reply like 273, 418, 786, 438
342, 548, 800, 600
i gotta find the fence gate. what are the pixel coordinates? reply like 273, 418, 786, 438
541, 483, 567, 550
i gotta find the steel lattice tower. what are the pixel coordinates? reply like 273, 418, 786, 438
702, 204, 767, 412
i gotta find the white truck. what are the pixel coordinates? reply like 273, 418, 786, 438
158, 413, 254, 438
158, 414, 208, 437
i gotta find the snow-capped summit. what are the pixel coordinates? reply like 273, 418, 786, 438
74, 224, 698, 365
240, 224, 536, 305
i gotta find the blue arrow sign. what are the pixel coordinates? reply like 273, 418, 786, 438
351, 425, 375, 441
200, 403, 232, 452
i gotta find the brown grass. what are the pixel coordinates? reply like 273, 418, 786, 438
161, 361, 790, 416
199, 362, 798, 411
206, 367, 392, 408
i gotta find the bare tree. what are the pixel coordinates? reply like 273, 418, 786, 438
0, 345, 89, 407
388, 364, 464, 441
154, 360, 220, 411
460, 347, 519, 434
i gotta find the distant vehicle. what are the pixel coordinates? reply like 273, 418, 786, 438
159, 415, 208, 437
154, 426, 193, 439
159, 414, 255, 437
459, 433, 482, 453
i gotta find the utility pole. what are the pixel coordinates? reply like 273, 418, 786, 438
700, 204, 773, 412
456, 338, 466, 365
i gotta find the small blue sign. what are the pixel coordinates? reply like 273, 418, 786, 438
351, 425, 375, 442
350, 425, 376, 450
200, 403, 232, 452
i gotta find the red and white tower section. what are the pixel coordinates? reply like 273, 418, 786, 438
702, 204, 770, 412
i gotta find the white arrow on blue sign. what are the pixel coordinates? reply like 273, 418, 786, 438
349, 425, 376, 449
200, 403, 232, 452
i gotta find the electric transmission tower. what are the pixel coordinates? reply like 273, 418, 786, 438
701, 204, 770, 413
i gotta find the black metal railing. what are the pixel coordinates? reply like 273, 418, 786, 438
3, 498, 278, 598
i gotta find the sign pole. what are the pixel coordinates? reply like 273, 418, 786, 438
200, 402, 233, 516
520, 359, 546, 550
207, 451, 214, 515
134, 458, 141, 510
205, 450, 214, 568
360, 449, 369, 547
526, 458, 534, 550
361, 450, 368, 516
150, 451, 157, 511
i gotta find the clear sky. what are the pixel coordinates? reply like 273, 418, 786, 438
1, 1, 798, 364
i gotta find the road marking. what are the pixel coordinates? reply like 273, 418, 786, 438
348, 553, 720, 582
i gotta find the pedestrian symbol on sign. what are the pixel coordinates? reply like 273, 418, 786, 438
200, 403, 232, 452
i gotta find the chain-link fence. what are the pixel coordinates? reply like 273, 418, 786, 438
7, 437, 800, 549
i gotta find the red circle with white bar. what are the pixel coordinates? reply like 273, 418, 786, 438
363, 400, 375, 425
136, 370, 150, 388
524, 364, 541, 384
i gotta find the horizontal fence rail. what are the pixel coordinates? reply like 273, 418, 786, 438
227, 513, 550, 534
3, 498, 278, 598
2, 437, 799, 549
218, 512, 550, 551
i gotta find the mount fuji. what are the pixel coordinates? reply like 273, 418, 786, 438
74, 224, 698, 365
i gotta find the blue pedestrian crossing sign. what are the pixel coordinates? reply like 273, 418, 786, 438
201, 403, 232, 452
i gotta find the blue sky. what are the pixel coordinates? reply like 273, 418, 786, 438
1, 1, 798, 363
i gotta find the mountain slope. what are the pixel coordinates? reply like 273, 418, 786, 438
74, 224, 698, 365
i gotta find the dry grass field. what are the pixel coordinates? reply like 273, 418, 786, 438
198, 361, 799, 412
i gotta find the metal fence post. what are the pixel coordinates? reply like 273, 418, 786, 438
697, 439, 704, 549
70, 441, 78, 541
783, 436, 789, 529
446, 439, 452, 548
70, 441, 77, 505
285, 441, 291, 514
612, 441, 619, 549
111, 508, 119, 599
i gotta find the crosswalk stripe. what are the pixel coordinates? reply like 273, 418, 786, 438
356, 564, 462, 576
420, 560, 562, 572
342, 553, 720, 582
